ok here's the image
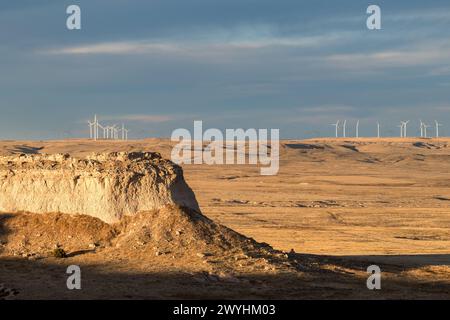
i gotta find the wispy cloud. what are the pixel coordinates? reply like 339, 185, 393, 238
324, 41, 450, 69
389, 9, 450, 22
44, 42, 183, 55
42, 32, 351, 56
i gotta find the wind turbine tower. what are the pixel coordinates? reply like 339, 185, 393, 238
343, 120, 347, 138
108, 126, 114, 139
356, 120, 360, 138
377, 122, 380, 138
98, 123, 107, 139
113, 125, 119, 140
88, 114, 99, 140
423, 123, 430, 138
94, 116, 98, 140
331, 120, 340, 138
88, 120, 95, 139
398, 123, 403, 138
435, 120, 442, 138
401, 120, 409, 137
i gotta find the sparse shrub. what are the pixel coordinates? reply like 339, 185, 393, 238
52, 248, 67, 258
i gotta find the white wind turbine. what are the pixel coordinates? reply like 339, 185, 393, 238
88, 120, 95, 139
356, 120, 360, 138
87, 116, 129, 141
423, 122, 430, 138
106, 125, 116, 140
376, 121, 381, 138
331, 120, 340, 138
95, 115, 100, 141
398, 123, 403, 137
435, 120, 442, 138
112, 125, 119, 140
343, 120, 347, 138
120, 124, 130, 140
88, 114, 99, 140
121, 125, 130, 140
110, 126, 115, 139
401, 120, 409, 137
104, 126, 109, 139
97, 123, 107, 139
419, 120, 424, 137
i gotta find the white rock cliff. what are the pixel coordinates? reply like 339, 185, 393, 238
0, 152, 200, 223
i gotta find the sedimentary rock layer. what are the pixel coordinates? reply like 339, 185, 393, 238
0, 152, 200, 223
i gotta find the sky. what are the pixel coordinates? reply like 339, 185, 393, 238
0, 0, 449, 139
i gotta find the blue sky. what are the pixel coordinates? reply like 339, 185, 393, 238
1, 0, 450, 139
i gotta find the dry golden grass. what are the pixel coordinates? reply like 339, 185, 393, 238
1, 137, 449, 299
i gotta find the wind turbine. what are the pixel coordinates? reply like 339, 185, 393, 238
376, 121, 380, 138
111, 125, 119, 140
419, 120, 424, 137
107, 125, 116, 140
401, 120, 409, 137
331, 120, 340, 138
398, 123, 403, 138
423, 123, 430, 138
95, 115, 100, 141
97, 123, 107, 139
88, 120, 95, 139
88, 114, 99, 140
123, 128, 129, 141
356, 120, 360, 138
343, 120, 347, 138
435, 120, 442, 138
105, 126, 109, 139
109, 126, 115, 139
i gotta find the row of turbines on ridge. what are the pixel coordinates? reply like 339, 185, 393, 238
88, 115, 129, 141
331, 120, 443, 138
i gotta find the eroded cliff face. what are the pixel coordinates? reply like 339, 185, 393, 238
0, 152, 200, 223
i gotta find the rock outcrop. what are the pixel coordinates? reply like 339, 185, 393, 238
0, 152, 200, 223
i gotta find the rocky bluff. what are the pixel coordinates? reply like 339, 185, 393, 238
0, 152, 200, 223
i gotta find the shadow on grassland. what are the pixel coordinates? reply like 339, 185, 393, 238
1, 214, 449, 300
0, 253, 449, 300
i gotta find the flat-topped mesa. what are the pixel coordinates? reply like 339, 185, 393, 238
0, 152, 200, 223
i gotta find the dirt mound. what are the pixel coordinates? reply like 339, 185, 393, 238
0, 212, 117, 258
113, 206, 273, 261
0, 206, 292, 274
